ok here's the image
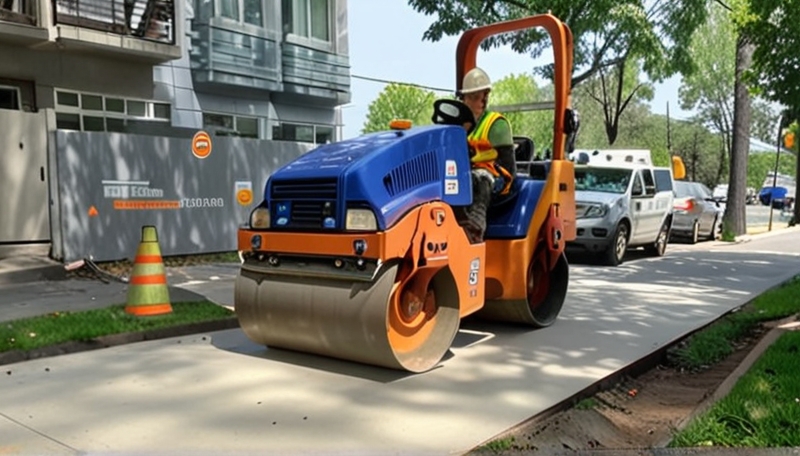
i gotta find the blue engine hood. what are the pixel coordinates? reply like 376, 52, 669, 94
266, 125, 474, 231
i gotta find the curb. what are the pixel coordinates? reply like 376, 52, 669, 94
0, 317, 240, 367
0, 263, 66, 286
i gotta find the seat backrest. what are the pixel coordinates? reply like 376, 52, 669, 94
513, 136, 535, 175
514, 136, 534, 162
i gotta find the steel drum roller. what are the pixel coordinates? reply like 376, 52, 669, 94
235, 263, 461, 372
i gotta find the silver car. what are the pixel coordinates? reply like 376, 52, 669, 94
671, 181, 722, 243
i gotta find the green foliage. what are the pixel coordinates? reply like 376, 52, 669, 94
361, 83, 438, 134
669, 276, 800, 370
574, 58, 655, 144
479, 437, 515, 452
406, 0, 709, 86
670, 330, 800, 448
490, 73, 554, 153
748, 153, 797, 190
740, 0, 800, 115
575, 397, 598, 410
0, 302, 234, 352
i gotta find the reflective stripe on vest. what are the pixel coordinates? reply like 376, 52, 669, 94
468, 111, 505, 163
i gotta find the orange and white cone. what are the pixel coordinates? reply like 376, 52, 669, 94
125, 226, 173, 316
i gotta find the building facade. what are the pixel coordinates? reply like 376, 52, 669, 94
0, 0, 351, 261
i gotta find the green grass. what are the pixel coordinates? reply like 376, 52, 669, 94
670, 330, 800, 448
478, 436, 515, 452
669, 276, 800, 370
575, 397, 599, 410
0, 301, 234, 353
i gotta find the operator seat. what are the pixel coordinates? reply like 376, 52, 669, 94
513, 136, 534, 175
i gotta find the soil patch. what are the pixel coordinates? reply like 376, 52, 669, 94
471, 325, 770, 454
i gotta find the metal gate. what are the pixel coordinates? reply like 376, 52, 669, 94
0, 109, 49, 243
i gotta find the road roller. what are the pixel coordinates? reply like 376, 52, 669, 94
235, 14, 578, 373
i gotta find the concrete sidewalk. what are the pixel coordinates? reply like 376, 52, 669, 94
0, 244, 241, 324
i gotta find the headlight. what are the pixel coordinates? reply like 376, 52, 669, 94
249, 206, 270, 229
346, 208, 377, 231
584, 204, 608, 218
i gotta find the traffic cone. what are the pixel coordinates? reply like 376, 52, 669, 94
125, 226, 172, 316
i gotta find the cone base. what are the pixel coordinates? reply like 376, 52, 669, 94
125, 303, 173, 316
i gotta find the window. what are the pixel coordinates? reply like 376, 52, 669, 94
81, 94, 103, 111
653, 169, 673, 193
153, 103, 171, 120
0, 86, 20, 111
315, 125, 333, 144
83, 116, 105, 132
632, 173, 644, 196
244, 0, 263, 26
203, 113, 260, 139
218, 0, 263, 26
127, 100, 147, 117
105, 98, 125, 113
54, 89, 171, 132
57, 91, 79, 107
641, 169, 656, 196
273, 122, 334, 144
56, 113, 80, 130
283, 0, 330, 42
220, 0, 239, 20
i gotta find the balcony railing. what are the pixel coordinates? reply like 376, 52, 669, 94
52, 0, 175, 44
0, 0, 37, 26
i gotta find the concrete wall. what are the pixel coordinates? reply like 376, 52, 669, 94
52, 130, 312, 262
0, 42, 156, 109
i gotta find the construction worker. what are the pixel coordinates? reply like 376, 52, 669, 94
456, 67, 516, 243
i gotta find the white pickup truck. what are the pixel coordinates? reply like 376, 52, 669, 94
566, 150, 678, 266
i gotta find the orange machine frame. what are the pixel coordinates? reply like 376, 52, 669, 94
455, 14, 576, 305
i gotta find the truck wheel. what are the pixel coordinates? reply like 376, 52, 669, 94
645, 221, 669, 257
602, 224, 628, 266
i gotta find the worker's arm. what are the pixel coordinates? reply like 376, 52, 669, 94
488, 117, 516, 175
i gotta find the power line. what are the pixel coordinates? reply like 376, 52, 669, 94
351, 74, 453, 93
714, 0, 732, 12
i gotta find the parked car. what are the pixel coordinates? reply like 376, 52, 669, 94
712, 184, 728, 203
671, 181, 722, 243
568, 161, 675, 266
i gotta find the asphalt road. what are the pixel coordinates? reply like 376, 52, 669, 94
2, 227, 799, 455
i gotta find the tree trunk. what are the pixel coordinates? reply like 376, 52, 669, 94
723, 34, 754, 237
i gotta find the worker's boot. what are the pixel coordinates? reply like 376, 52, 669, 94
461, 168, 495, 244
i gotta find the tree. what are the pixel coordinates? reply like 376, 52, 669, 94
407, 0, 708, 87
679, 2, 736, 187
576, 58, 654, 144
741, 1, 800, 224
489, 73, 554, 154
361, 84, 438, 134
407, 0, 709, 156
723, 32, 754, 237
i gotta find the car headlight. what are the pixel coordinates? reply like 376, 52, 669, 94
249, 206, 270, 229
346, 208, 377, 231
584, 204, 608, 218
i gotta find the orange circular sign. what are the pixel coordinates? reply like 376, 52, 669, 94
236, 189, 253, 206
192, 131, 212, 159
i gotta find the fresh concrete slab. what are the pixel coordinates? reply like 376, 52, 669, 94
1, 231, 799, 455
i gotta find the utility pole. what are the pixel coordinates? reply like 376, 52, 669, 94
666, 102, 672, 157
768, 114, 787, 232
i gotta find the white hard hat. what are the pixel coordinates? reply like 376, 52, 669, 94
461, 67, 492, 94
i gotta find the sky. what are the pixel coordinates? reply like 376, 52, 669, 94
341, 0, 694, 140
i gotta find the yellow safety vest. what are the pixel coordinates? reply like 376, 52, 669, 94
467, 111, 505, 163
466, 111, 513, 195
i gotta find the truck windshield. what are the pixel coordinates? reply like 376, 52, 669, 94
575, 167, 632, 194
